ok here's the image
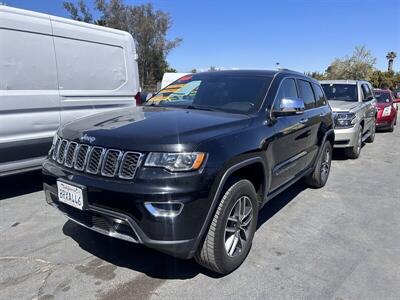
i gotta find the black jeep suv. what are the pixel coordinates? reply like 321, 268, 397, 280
43, 70, 334, 274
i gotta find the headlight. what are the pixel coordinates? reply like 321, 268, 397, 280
144, 152, 206, 172
382, 106, 392, 117
334, 112, 356, 128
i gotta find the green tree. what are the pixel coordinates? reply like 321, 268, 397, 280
305, 71, 325, 80
325, 46, 376, 80
369, 70, 400, 89
63, 0, 182, 87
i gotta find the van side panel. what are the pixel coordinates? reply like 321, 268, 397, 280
50, 17, 139, 126
0, 8, 60, 174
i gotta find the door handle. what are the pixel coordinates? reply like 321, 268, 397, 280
299, 118, 309, 124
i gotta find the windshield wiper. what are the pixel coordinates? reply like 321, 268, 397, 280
185, 105, 219, 111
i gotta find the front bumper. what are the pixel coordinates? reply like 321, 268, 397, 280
333, 125, 360, 148
42, 159, 215, 259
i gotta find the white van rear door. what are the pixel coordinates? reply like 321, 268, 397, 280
0, 7, 60, 167
50, 17, 138, 125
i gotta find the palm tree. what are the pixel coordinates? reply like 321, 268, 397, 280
386, 51, 397, 72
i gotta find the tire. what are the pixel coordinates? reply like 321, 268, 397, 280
195, 179, 258, 274
389, 121, 395, 132
304, 140, 332, 188
344, 127, 362, 159
365, 121, 375, 143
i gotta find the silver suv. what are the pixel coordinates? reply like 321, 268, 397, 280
320, 80, 377, 159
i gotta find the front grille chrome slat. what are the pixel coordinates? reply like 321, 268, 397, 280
101, 149, 123, 177
74, 144, 91, 171
119, 152, 143, 179
57, 140, 69, 164
64, 142, 78, 168
52, 139, 141, 180
86, 147, 105, 174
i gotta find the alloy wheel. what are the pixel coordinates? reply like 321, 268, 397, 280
320, 147, 331, 182
224, 196, 254, 257
356, 130, 362, 155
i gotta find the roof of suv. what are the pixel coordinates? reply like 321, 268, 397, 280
195, 69, 309, 78
320, 80, 369, 85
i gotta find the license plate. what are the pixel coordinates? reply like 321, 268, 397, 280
57, 181, 85, 210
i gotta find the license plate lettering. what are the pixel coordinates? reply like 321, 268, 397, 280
57, 181, 84, 210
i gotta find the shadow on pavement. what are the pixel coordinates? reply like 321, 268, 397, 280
62, 220, 220, 280
62, 181, 307, 280
257, 181, 306, 230
0, 170, 43, 200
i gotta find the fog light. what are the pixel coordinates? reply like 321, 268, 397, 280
144, 202, 184, 217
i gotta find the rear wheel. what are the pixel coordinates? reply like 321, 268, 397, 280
195, 179, 258, 274
344, 127, 362, 159
304, 140, 332, 188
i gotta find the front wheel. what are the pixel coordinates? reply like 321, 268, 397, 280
195, 179, 258, 274
365, 121, 375, 143
304, 140, 332, 188
344, 127, 362, 159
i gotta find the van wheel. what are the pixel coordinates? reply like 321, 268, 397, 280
195, 179, 258, 274
344, 128, 362, 159
304, 140, 332, 188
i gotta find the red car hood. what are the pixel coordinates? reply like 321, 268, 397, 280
376, 102, 391, 109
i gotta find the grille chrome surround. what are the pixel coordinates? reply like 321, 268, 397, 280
74, 145, 91, 171
86, 147, 105, 174
56, 140, 68, 164
101, 149, 123, 177
51, 139, 142, 180
64, 142, 78, 168
119, 151, 143, 179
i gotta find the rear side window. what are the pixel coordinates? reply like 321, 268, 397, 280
0, 29, 58, 90
298, 80, 315, 109
273, 78, 298, 110
312, 83, 327, 107
53, 37, 127, 90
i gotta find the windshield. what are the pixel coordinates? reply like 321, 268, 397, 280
321, 84, 358, 102
374, 91, 392, 103
146, 73, 273, 113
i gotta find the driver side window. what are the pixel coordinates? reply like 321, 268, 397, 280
273, 78, 298, 111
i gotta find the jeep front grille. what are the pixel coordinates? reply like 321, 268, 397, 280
52, 139, 143, 180
101, 149, 122, 177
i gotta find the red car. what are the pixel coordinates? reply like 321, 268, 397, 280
373, 89, 399, 132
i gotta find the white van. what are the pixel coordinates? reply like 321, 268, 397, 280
0, 6, 140, 176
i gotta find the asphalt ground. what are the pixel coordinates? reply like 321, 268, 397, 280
1, 117, 399, 300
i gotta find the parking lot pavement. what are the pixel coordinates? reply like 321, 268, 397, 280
1, 123, 400, 300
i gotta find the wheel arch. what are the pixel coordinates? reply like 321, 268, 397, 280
191, 155, 268, 256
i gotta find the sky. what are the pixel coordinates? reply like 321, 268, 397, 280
4, 0, 400, 73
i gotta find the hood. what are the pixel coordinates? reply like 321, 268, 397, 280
328, 100, 360, 112
376, 102, 391, 109
60, 106, 251, 152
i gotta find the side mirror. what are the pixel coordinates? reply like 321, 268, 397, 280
273, 98, 305, 116
364, 95, 374, 101
140, 92, 153, 103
